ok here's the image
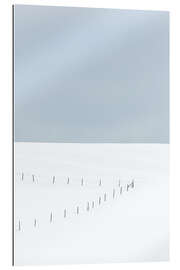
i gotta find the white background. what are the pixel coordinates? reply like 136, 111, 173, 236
0, 0, 179, 269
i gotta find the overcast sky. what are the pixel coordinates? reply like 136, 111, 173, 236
14, 5, 169, 143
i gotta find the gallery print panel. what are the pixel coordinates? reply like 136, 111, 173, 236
13, 5, 169, 265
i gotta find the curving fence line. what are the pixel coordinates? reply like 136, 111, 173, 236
15, 176, 135, 232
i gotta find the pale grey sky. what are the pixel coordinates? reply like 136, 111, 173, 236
14, 5, 169, 143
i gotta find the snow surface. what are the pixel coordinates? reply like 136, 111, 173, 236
14, 143, 169, 265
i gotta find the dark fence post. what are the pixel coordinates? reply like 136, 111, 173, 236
53, 176, 55, 184
113, 188, 115, 199
50, 212, 53, 223
64, 209, 66, 218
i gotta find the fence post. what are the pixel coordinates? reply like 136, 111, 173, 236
113, 188, 115, 199
18, 220, 21, 231
50, 212, 53, 223
53, 176, 55, 184
34, 219, 37, 227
